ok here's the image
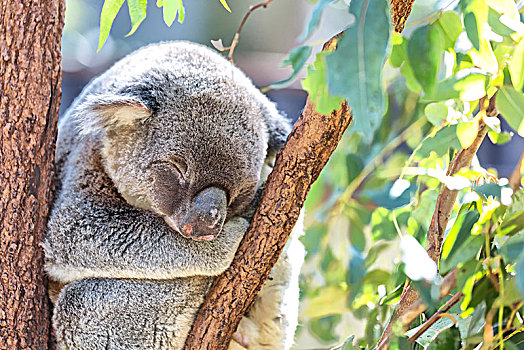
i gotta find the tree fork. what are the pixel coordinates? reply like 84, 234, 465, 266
184, 1, 415, 348
0, 1, 65, 348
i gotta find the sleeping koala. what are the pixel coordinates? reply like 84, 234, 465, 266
43, 41, 305, 349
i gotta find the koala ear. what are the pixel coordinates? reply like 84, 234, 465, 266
259, 98, 291, 156
74, 94, 153, 135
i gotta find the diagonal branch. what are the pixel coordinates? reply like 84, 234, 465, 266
375, 98, 495, 349
184, 1, 416, 349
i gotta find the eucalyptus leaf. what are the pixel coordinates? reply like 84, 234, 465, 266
435, 11, 462, 50
269, 46, 312, 89
500, 233, 524, 263
496, 86, 524, 136
418, 125, 461, 158
302, 52, 344, 115
425, 102, 448, 126
509, 39, 524, 90
126, 0, 147, 36
407, 25, 444, 94
325, 0, 392, 143
332, 335, 356, 349
299, 0, 336, 42
98, 0, 126, 51
159, 0, 185, 26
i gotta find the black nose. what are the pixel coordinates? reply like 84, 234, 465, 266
180, 187, 227, 241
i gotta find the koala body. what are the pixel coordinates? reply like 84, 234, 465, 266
44, 41, 304, 349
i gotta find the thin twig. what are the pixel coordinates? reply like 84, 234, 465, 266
408, 291, 462, 343
223, 0, 273, 62
509, 147, 524, 192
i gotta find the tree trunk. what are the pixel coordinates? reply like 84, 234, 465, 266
184, 1, 416, 349
0, 1, 65, 349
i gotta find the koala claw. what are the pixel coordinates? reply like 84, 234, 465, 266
233, 331, 250, 348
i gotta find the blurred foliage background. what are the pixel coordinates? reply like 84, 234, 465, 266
62, 0, 524, 348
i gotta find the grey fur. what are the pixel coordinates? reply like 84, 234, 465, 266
44, 41, 304, 349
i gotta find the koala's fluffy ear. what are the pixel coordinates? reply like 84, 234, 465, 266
74, 94, 153, 135
260, 98, 292, 157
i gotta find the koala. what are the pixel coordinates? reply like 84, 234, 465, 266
43, 41, 305, 350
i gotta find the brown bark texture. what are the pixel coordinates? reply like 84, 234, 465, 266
0, 1, 65, 349
184, 1, 415, 349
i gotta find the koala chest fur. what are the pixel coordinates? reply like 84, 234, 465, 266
44, 41, 304, 350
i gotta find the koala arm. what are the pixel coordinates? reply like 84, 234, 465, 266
44, 195, 249, 284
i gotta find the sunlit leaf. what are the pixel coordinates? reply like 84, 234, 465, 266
305, 285, 351, 318
158, 0, 185, 26
435, 11, 462, 50
456, 121, 478, 148
487, 130, 512, 145
509, 39, 524, 90
269, 46, 312, 89
218, 0, 231, 12
325, 0, 392, 143
331, 335, 356, 349
126, 0, 147, 36
299, 0, 336, 42
407, 25, 443, 94
98, 0, 126, 51
302, 52, 344, 115
425, 102, 448, 126
418, 125, 461, 158
496, 86, 524, 137
401, 235, 437, 281
389, 33, 406, 68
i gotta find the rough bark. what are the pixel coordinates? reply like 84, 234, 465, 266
184, 1, 415, 349
0, 1, 65, 349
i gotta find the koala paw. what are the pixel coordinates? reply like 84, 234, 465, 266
233, 331, 250, 348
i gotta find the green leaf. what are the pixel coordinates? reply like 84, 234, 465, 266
325, 0, 392, 143
425, 102, 448, 126
305, 286, 351, 318
441, 210, 480, 259
418, 125, 461, 158
389, 33, 406, 68
509, 39, 524, 90
218, 0, 231, 12
405, 315, 457, 348
299, 0, 335, 42
516, 253, 524, 298
499, 210, 524, 237
407, 25, 443, 94
98, 0, 126, 51
473, 182, 504, 199
302, 52, 344, 115
158, 0, 185, 26
362, 180, 416, 209
269, 46, 312, 89
487, 130, 512, 145
457, 121, 478, 148
435, 11, 462, 50
454, 73, 486, 102
440, 210, 482, 273
331, 335, 356, 350
126, 0, 147, 36
500, 233, 524, 263
400, 61, 422, 92
496, 86, 524, 137
464, 12, 480, 51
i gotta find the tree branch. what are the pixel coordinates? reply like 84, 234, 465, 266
184, 1, 416, 348
375, 98, 495, 349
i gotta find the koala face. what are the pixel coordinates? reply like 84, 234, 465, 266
97, 92, 266, 241
74, 42, 290, 241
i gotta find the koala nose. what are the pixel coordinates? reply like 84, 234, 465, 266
179, 186, 227, 241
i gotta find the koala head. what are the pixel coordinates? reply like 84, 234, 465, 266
75, 72, 290, 241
